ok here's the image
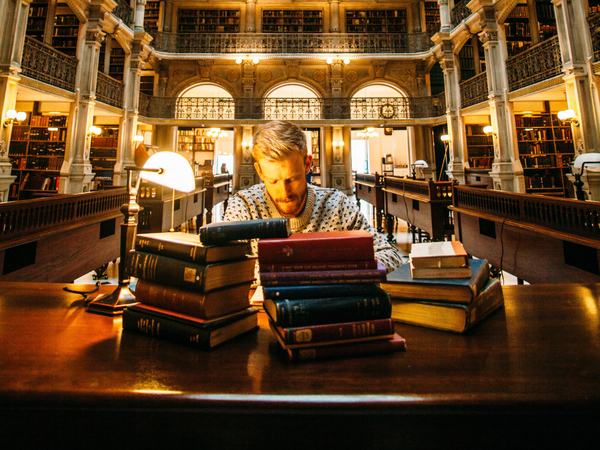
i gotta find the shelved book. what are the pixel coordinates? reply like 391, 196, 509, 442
409, 241, 470, 279
134, 232, 248, 264
380, 258, 490, 305
122, 304, 259, 349
390, 278, 504, 333
199, 218, 291, 245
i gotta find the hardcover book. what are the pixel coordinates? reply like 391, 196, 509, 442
263, 283, 384, 300
263, 286, 392, 327
133, 279, 252, 319
380, 258, 490, 304
390, 278, 504, 333
259, 261, 386, 287
134, 232, 248, 264
269, 317, 395, 349
285, 333, 406, 362
410, 262, 472, 279
257, 230, 374, 264
199, 218, 291, 245
259, 259, 378, 273
127, 251, 256, 293
409, 241, 469, 269
122, 305, 259, 349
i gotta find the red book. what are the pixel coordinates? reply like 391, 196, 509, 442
260, 261, 387, 287
258, 230, 374, 264
259, 259, 378, 273
285, 333, 406, 361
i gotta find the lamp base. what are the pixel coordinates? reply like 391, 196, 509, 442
86, 284, 138, 316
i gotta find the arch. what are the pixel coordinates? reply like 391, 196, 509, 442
264, 82, 320, 99
263, 82, 322, 121
350, 82, 408, 120
175, 82, 235, 120
179, 83, 234, 98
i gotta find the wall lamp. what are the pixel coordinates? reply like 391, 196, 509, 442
572, 153, 600, 201
440, 134, 451, 143
483, 125, 497, 137
88, 126, 102, 137
412, 160, 429, 180
133, 134, 144, 145
236, 57, 259, 64
332, 140, 344, 148
3, 110, 27, 127
241, 141, 250, 149
558, 109, 580, 126
326, 58, 350, 65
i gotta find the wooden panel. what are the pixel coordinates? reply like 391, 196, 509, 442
354, 173, 384, 231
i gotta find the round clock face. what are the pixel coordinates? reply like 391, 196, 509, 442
380, 103, 395, 119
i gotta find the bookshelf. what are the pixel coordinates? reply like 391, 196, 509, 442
262, 10, 324, 33
8, 112, 67, 200
536, 0, 557, 41
516, 113, 575, 197
140, 75, 155, 95
177, 128, 215, 167
346, 9, 407, 33
109, 46, 126, 81
504, 1, 557, 57
144, 0, 160, 32
90, 127, 119, 185
26, 0, 48, 41
459, 37, 485, 81
307, 129, 321, 186
591, 0, 600, 15
424, 2, 440, 35
52, 13, 79, 57
465, 125, 494, 169
177, 9, 240, 33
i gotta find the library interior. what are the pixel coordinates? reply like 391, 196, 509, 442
1, 1, 600, 448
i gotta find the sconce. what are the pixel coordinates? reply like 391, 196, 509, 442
241, 141, 250, 149
411, 160, 429, 180
572, 153, 600, 201
88, 126, 102, 137
3, 110, 27, 127
357, 127, 378, 139
235, 57, 259, 64
558, 109, 580, 126
483, 125, 497, 137
133, 134, 144, 146
332, 140, 344, 148
440, 134, 450, 143
326, 58, 350, 65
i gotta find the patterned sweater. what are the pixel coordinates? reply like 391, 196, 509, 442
222, 183, 404, 273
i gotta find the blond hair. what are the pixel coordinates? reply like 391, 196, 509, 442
252, 120, 307, 162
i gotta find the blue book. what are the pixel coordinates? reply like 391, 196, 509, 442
263, 283, 383, 300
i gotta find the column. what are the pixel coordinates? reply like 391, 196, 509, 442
0, 0, 31, 201
60, 9, 105, 194
236, 125, 256, 192
133, 0, 147, 32
246, 0, 256, 32
328, 60, 348, 191
329, 0, 340, 33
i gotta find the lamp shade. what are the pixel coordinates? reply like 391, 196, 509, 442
414, 160, 429, 168
140, 151, 196, 193
573, 153, 600, 169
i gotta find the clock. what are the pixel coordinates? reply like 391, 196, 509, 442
380, 103, 395, 119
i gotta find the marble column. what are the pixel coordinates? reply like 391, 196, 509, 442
329, 0, 340, 32
245, 0, 256, 32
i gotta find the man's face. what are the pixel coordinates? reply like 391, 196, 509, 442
255, 153, 312, 218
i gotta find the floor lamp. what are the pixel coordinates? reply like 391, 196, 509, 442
87, 152, 196, 316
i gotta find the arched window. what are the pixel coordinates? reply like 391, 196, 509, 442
176, 84, 235, 120
264, 84, 321, 120
351, 84, 406, 120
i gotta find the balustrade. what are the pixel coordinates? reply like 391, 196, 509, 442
112, 0, 134, 25
96, 72, 125, 108
460, 72, 488, 108
451, 0, 472, 28
507, 36, 562, 92
21, 36, 77, 92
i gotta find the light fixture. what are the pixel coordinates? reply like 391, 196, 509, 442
133, 134, 144, 145
241, 141, 250, 149
88, 126, 102, 137
235, 58, 242, 64
207, 127, 228, 138
412, 160, 429, 180
558, 109, 580, 126
357, 127, 378, 139
572, 153, 600, 201
483, 125, 496, 136
343, 59, 350, 65
252, 58, 259, 64
3, 109, 27, 127
440, 134, 451, 143
86, 151, 196, 316
439, 134, 451, 181
332, 140, 344, 148
326, 58, 333, 64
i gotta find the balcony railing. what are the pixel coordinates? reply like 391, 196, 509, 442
460, 72, 488, 108
96, 72, 125, 108
139, 96, 447, 120
112, 0, 134, 26
150, 32, 432, 54
451, 0, 472, 28
589, 13, 600, 62
21, 36, 77, 92
507, 36, 562, 91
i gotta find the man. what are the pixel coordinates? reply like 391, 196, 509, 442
222, 120, 403, 273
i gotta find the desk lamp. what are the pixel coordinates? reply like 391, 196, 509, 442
572, 153, 600, 201
87, 151, 195, 316
411, 160, 428, 180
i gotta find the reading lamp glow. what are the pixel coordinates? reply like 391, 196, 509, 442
411, 159, 428, 179
87, 151, 196, 316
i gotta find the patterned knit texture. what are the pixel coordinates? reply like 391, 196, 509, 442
222, 184, 403, 273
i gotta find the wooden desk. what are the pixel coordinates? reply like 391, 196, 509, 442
384, 176, 454, 242
354, 173, 385, 232
1, 282, 599, 449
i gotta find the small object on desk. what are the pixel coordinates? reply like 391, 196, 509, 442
409, 241, 469, 272
199, 218, 291, 245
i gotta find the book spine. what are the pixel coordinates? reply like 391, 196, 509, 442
127, 251, 208, 291
263, 283, 382, 300
287, 334, 406, 361
464, 279, 504, 330
134, 236, 207, 263
260, 264, 386, 287
279, 318, 395, 345
260, 259, 378, 273
267, 290, 392, 327
123, 308, 211, 349
199, 218, 290, 245
258, 235, 374, 264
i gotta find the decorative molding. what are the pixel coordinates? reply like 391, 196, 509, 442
313, 69, 325, 82
227, 70, 240, 82
260, 70, 272, 82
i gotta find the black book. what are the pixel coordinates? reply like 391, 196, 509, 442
199, 218, 291, 245
263, 283, 383, 300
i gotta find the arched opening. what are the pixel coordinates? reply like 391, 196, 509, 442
264, 83, 321, 121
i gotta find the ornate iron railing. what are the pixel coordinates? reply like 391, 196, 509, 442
112, 0, 134, 25
96, 72, 125, 108
589, 13, 600, 62
507, 36, 562, 91
451, 0, 472, 28
460, 71, 488, 108
21, 36, 77, 92
139, 96, 447, 120
151, 32, 432, 54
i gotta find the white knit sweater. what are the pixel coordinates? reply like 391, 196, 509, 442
222, 183, 403, 273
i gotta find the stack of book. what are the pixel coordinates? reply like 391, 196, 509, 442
258, 231, 406, 361
122, 231, 260, 349
381, 258, 505, 333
